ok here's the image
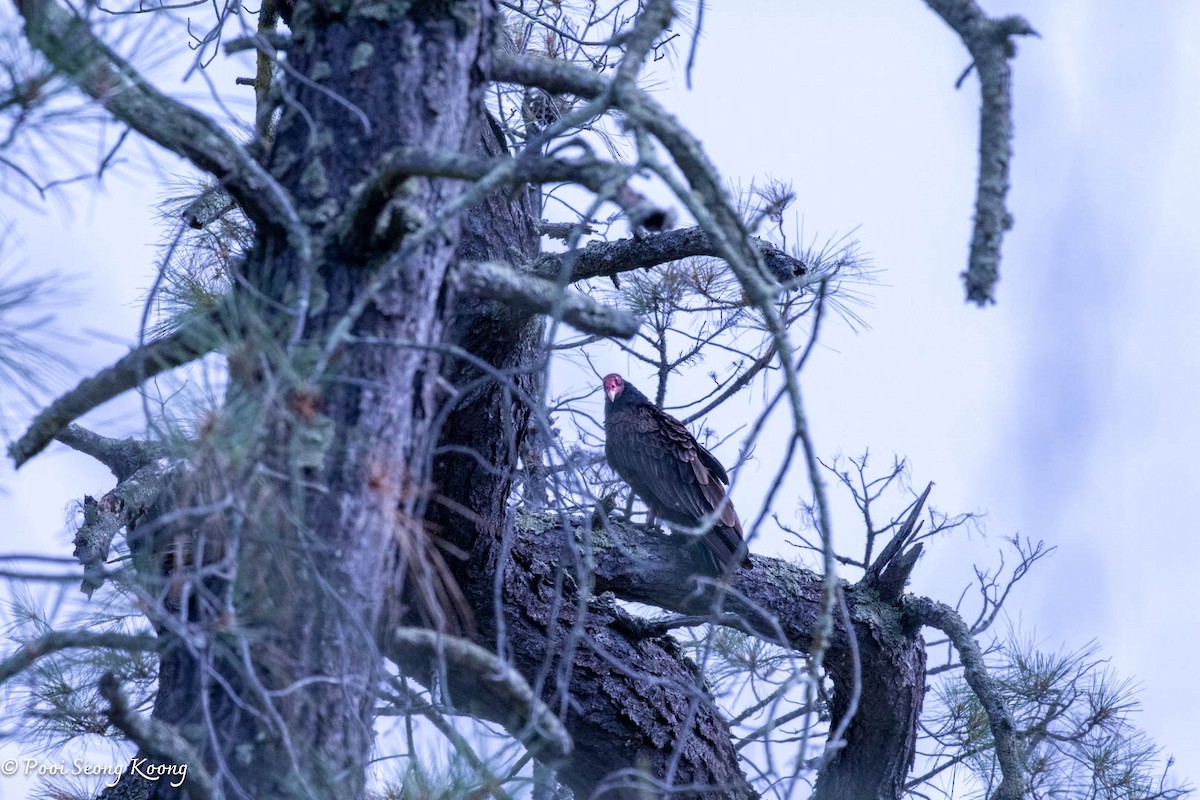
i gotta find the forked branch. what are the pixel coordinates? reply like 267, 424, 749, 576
865, 482, 932, 602
9, 319, 215, 468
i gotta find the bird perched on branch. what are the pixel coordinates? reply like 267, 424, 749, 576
602, 373, 747, 573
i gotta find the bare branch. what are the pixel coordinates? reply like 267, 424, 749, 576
457, 261, 639, 338
331, 146, 669, 256
528, 226, 807, 284
682, 342, 777, 424
223, 31, 291, 54
903, 595, 1025, 800
925, 0, 1038, 305
17, 0, 311, 261
54, 423, 167, 481
969, 535, 1052, 635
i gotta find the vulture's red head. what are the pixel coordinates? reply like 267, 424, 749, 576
602, 373, 625, 404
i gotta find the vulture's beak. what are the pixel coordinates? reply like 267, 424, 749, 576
605, 388, 615, 403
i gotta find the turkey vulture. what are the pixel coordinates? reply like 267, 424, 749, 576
602, 373, 747, 572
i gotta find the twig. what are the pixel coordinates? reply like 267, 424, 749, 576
18, 0, 311, 263
0, 631, 156, 685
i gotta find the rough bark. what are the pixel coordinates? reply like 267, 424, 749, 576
416, 107, 755, 797
120, 3, 498, 799
588, 517, 927, 800
479, 520, 754, 798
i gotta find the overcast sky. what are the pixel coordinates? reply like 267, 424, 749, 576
651, 0, 1200, 783
2, 0, 1198, 794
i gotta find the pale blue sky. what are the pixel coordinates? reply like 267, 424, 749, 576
2, 0, 1197, 794
649, 0, 1200, 783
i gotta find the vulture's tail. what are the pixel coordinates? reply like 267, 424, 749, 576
695, 523, 748, 575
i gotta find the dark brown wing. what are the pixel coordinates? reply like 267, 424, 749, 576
605, 403, 745, 570
694, 438, 730, 486
653, 411, 738, 526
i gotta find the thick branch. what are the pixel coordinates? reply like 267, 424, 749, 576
333, 147, 669, 256
480, 525, 753, 798
72, 455, 179, 597
593, 532, 816, 649
529, 226, 807, 285
457, 261, 639, 338
925, 0, 1038, 305
386, 628, 572, 762
16, 0, 310, 259
99, 672, 216, 800
536, 515, 925, 800
902, 595, 1024, 800
9, 320, 214, 468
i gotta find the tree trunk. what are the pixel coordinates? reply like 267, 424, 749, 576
425, 113, 755, 798
128, 3, 496, 798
